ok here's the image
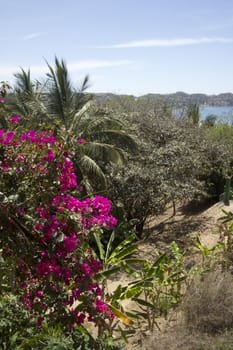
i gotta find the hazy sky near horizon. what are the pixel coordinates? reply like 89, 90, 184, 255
1, 0, 233, 95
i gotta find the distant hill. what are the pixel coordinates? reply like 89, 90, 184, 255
92, 92, 233, 107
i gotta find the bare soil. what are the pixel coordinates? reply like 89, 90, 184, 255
139, 199, 233, 257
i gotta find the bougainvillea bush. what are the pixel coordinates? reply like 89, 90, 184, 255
0, 108, 117, 332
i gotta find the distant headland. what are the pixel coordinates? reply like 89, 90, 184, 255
92, 91, 233, 107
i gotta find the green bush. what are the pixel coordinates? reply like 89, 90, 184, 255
0, 295, 122, 350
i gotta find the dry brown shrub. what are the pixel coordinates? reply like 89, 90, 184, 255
138, 270, 233, 350
144, 328, 233, 350
182, 269, 233, 333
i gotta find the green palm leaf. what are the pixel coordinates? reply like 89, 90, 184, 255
79, 154, 107, 190
46, 57, 90, 128
10, 57, 137, 193
84, 142, 126, 165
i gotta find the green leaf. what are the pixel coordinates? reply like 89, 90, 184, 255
95, 267, 121, 280
105, 230, 115, 262
110, 284, 125, 303
121, 286, 142, 299
109, 234, 136, 258
133, 298, 157, 310
128, 278, 154, 288
166, 273, 186, 283
121, 261, 139, 277
195, 235, 211, 257
109, 244, 138, 264
152, 253, 168, 268
93, 231, 105, 260
69, 101, 92, 133
146, 253, 168, 278
75, 325, 95, 338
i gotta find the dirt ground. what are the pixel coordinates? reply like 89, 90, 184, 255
139, 199, 233, 256
110, 199, 233, 349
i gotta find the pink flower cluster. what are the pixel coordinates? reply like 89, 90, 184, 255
95, 298, 114, 319
19, 130, 55, 145
0, 129, 16, 145
58, 157, 77, 191
77, 138, 85, 144
44, 149, 55, 162
51, 194, 117, 230
10, 115, 21, 123
0, 126, 117, 329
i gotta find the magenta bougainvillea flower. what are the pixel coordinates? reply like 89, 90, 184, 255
10, 115, 21, 123
44, 149, 55, 162
0, 127, 117, 330
77, 138, 85, 144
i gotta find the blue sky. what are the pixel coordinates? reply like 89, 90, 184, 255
1, 0, 233, 95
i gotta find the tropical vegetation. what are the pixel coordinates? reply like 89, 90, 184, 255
1, 58, 233, 349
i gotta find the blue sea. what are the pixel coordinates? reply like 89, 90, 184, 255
199, 106, 233, 123
174, 106, 233, 124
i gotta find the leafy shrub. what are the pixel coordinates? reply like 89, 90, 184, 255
0, 295, 122, 349
0, 95, 124, 344
0, 294, 33, 349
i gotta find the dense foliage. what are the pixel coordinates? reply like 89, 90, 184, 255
0, 119, 119, 328
1, 58, 233, 349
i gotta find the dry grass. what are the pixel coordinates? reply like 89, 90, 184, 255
145, 328, 233, 350
125, 202, 233, 349
140, 270, 233, 350
182, 269, 233, 333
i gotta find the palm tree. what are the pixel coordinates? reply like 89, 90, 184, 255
45, 57, 137, 193
70, 105, 137, 193
10, 69, 52, 129
45, 57, 91, 129
10, 57, 137, 194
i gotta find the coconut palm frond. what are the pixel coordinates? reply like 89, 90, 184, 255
74, 74, 91, 112
84, 142, 126, 165
79, 155, 107, 189
10, 68, 48, 124
8, 57, 136, 193
14, 68, 34, 94
24, 97, 54, 127
89, 129, 137, 152
79, 74, 90, 93
79, 116, 124, 134
46, 57, 91, 129
69, 101, 92, 133
81, 177, 94, 195
46, 57, 71, 127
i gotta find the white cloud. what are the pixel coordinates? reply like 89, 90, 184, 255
97, 37, 233, 48
0, 59, 133, 80
0, 64, 48, 77
0, 32, 45, 41
22, 32, 45, 40
67, 59, 133, 70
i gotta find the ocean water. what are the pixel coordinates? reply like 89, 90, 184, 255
200, 105, 233, 123
173, 106, 233, 124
